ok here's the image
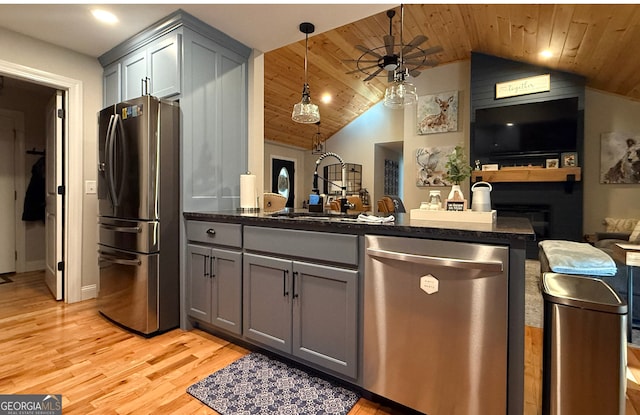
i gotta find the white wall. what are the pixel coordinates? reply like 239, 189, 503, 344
584, 88, 640, 233
0, 27, 103, 295
264, 141, 307, 208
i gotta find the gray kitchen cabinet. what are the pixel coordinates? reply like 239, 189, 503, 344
186, 221, 242, 335
99, 10, 251, 210
103, 31, 181, 106
243, 226, 359, 378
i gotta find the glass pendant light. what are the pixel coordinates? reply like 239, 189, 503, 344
292, 22, 320, 124
311, 121, 325, 154
383, 4, 418, 109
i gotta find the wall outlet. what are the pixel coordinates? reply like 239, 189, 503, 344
85, 180, 96, 194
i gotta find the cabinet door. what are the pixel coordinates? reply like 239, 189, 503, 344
148, 33, 181, 99
103, 62, 121, 107
243, 253, 292, 353
186, 244, 212, 321
292, 261, 359, 378
122, 50, 147, 100
210, 247, 242, 334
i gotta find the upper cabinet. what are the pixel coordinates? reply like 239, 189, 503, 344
99, 9, 252, 211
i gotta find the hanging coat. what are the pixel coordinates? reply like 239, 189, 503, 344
22, 156, 46, 222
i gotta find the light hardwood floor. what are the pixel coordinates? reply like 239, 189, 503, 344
0, 271, 637, 414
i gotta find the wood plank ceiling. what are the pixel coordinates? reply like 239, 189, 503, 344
264, 4, 640, 150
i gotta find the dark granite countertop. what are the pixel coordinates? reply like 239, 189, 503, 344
184, 209, 535, 244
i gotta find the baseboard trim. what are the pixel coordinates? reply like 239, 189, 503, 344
81, 284, 97, 301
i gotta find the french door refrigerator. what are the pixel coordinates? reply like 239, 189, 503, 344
97, 95, 180, 336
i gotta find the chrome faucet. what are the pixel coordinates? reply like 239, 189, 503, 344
312, 152, 350, 213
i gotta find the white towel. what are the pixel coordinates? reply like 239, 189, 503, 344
539, 240, 617, 277
357, 213, 395, 223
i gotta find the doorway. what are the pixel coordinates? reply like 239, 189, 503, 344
0, 58, 83, 303
272, 158, 295, 208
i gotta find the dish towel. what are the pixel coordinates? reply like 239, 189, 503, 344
539, 240, 617, 277
357, 213, 395, 223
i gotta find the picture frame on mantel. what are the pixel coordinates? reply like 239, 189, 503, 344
561, 152, 578, 167
546, 158, 559, 169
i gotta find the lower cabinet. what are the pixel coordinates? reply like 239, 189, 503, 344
243, 252, 358, 378
187, 243, 242, 335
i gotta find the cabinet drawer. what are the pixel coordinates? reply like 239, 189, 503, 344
187, 220, 242, 248
244, 226, 358, 266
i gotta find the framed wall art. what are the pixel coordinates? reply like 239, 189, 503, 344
417, 90, 458, 135
561, 152, 577, 167
416, 146, 455, 186
600, 132, 640, 184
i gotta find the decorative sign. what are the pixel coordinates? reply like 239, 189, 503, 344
420, 275, 439, 294
495, 74, 550, 99
445, 200, 467, 211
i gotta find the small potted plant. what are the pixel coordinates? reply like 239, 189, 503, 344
444, 145, 472, 201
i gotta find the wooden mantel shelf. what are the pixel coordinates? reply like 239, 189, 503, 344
471, 167, 581, 183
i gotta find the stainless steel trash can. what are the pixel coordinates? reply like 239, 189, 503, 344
542, 272, 627, 415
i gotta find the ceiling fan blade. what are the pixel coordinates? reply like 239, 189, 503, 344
346, 63, 381, 75
383, 35, 395, 56
356, 45, 382, 59
409, 69, 422, 78
403, 46, 444, 61
364, 67, 385, 82
405, 58, 440, 68
401, 35, 428, 55
343, 59, 380, 64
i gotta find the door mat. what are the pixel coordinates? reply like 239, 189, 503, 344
187, 352, 360, 415
0, 275, 13, 285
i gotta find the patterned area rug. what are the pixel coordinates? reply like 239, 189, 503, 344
187, 353, 360, 415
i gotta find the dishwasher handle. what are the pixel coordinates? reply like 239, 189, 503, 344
366, 247, 503, 272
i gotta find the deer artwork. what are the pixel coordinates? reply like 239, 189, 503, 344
419, 95, 455, 134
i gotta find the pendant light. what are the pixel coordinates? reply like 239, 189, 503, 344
384, 5, 418, 109
292, 22, 320, 124
311, 121, 325, 154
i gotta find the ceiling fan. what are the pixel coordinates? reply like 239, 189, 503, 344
344, 7, 443, 82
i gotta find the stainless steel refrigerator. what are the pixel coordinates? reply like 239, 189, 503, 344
97, 95, 180, 336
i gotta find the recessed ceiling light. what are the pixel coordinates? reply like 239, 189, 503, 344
539, 49, 553, 59
506, 122, 514, 127
321, 93, 332, 104
92, 9, 118, 25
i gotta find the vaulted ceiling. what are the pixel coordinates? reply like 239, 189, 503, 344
265, 4, 640, 149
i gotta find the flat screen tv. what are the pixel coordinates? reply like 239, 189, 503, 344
473, 97, 578, 160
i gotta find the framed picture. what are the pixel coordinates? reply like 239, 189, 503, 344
600, 132, 640, 184
417, 91, 458, 134
561, 152, 578, 167
415, 146, 455, 186
545, 158, 559, 169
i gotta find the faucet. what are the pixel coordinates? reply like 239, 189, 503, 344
312, 152, 351, 213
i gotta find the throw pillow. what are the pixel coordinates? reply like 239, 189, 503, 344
604, 217, 639, 233
630, 221, 640, 243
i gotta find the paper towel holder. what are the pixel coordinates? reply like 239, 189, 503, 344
238, 171, 260, 213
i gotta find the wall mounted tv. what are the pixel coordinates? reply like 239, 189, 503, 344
473, 97, 578, 161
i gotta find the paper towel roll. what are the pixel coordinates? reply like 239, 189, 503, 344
240, 174, 257, 209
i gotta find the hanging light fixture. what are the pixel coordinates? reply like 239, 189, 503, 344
311, 121, 325, 154
384, 5, 418, 109
292, 22, 320, 124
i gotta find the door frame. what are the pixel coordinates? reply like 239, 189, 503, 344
0, 59, 83, 303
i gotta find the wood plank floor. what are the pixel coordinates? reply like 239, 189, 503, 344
0, 270, 638, 414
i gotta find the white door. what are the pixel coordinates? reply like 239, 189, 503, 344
45, 91, 63, 300
0, 115, 16, 274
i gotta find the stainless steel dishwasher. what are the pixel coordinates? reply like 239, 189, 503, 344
364, 235, 509, 415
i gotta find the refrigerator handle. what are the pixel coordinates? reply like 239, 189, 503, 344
98, 222, 142, 233
106, 114, 118, 206
98, 250, 142, 267
112, 114, 127, 207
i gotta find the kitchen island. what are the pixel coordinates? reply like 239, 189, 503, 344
182, 210, 534, 415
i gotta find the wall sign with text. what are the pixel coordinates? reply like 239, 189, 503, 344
495, 74, 550, 99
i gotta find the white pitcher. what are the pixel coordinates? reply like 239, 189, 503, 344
471, 181, 492, 212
